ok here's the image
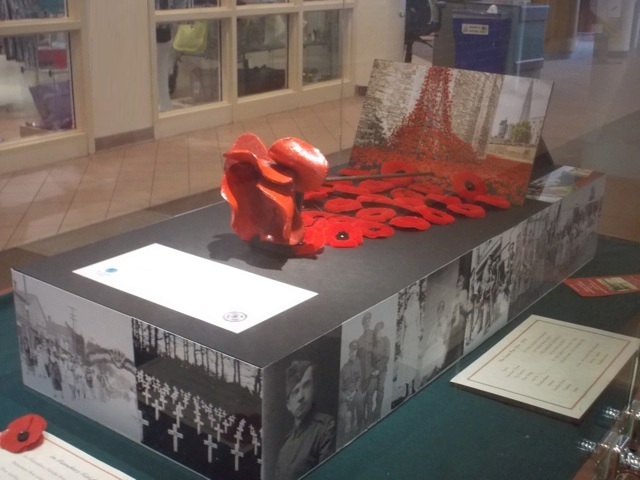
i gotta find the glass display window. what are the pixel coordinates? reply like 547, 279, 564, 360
0, 32, 74, 143
155, 0, 219, 10
303, 9, 342, 85
0, 0, 67, 19
237, 14, 288, 97
238, 0, 289, 5
156, 20, 222, 112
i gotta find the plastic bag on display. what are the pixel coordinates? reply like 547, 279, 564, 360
173, 21, 208, 55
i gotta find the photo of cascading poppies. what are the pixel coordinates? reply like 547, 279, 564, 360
349, 60, 553, 206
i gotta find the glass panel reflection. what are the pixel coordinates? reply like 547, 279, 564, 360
155, 0, 218, 10
0, 33, 74, 144
237, 0, 288, 5
303, 10, 342, 84
237, 15, 288, 96
156, 20, 221, 112
0, 0, 67, 19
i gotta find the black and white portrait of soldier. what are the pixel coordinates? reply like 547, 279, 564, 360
338, 340, 364, 443
369, 321, 390, 422
274, 360, 335, 480
262, 331, 340, 480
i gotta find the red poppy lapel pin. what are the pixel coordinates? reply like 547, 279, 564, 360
0, 414, 47, 453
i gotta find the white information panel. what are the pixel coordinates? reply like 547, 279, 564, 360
74, 244, 317, 333
452, 315, 640, 421
0, 432, 134, 480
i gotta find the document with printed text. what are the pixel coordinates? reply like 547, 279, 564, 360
74, 244, 317, 333
0, 432, 133, 480
451, 315, 640, 421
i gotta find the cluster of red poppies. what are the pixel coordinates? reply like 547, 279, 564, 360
292, 162, 510, 254
350, 146, 532, 205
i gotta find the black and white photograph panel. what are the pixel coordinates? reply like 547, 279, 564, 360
262, 329, 341, 480
542, 201, 564, 288
508, 208, 550, 315
507, 218, 532, 314
550, 179, 604, 279
390, 255, 473, 410
132, 318, 262, 480
420, 255, 473, 381
12, 272, 138, 440
337, 298, 396, 447
465, 230, 513, 353
391, 278, 425, 409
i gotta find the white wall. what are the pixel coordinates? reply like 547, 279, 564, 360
353, 0, 407, 88
88, 0, 153, 139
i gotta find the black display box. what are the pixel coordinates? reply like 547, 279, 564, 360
12, 169, 605, 480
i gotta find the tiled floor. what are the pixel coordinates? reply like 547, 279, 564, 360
1, 34, 640, 295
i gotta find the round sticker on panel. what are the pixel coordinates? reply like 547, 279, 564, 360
223, 312, 247, 322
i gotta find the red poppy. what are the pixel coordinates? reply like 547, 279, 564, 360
380, 160, 418, 186
419, 207, 455, 225
356, 220, 395, 239
332, 184, 371, 196
324, 181, 353, 189
301, 210, 334, 226
324, 198, 363, 213
327, 215, 358, 224
425, 193, 462, 206
326, 222, 364, 248
408, 182, 444, 195
393, 197, 426, 214
389, 216, 431, 231
452, 172, 487, 203
303, 189, 329, 202
0, 414, 47, 453
293, 220, 327, 256
339, 168, 377, 177
390, 188, 425, 200
356, 194, 396, 206
358, 180, 395, 194
474, 194, 511, 209
447, 203, 486, 219
355, 207, 397, 223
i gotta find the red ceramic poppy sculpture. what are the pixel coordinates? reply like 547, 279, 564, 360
222, 134, 329, 248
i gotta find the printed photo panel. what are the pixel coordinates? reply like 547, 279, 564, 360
465, 229, 515, 352
337, 298, 397, 448
132, 318, 262, 480
392, 253, 472, 409
12, 272, 139, 440
350, 60, 553, 205
550, 176, 604, 279
262, 327, 341, 480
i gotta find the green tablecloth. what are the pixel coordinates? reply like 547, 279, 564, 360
1, 236, 638, 480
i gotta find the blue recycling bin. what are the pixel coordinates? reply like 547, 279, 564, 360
452, 11, 512, 74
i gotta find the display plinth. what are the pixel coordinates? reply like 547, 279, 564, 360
11, 169, 605, 480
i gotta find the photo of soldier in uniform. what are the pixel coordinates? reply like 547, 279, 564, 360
274, 360, 335, 480
336, 298, 396, 448
338, 340, 364, 444
262, 330, 340, 480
